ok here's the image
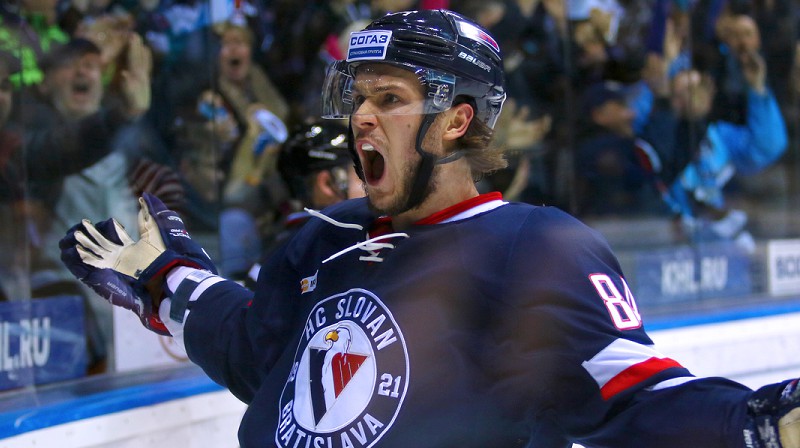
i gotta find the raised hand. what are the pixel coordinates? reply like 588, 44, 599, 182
60, 193, 217, 335
60, 217, 169, 335
120, 32, 153, 118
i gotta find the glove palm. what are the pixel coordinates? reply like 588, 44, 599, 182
61, 193, 216, 335
75, 206, 164, 279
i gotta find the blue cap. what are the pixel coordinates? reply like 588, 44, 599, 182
581, 80, 626, 111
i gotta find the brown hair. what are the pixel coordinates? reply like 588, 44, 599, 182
216, 22, 254, 47
453, 106, 507, 180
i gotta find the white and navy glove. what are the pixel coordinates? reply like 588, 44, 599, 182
59, 193, 216, 335
745, 379, 800, 447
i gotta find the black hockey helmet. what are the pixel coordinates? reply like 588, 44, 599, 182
278, 121, 351, 198
322, 9, 506, 128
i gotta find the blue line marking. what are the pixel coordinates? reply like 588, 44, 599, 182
0, 374, 224, 438
645, 300, 800, 331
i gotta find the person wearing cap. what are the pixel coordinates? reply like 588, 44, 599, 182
60, 9, 800, 448
22, 36, 180, 370
574, 80, 666, 216
633, 49, 788, 250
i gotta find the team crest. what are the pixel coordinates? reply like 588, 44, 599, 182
276, 289, 409, 448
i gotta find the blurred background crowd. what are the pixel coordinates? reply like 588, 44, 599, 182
0, 0, 798, 375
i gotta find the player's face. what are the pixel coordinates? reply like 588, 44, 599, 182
350, 64, 442, 215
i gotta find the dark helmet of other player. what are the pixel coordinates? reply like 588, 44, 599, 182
277, 121, 351, 200
321, 9, 506, 211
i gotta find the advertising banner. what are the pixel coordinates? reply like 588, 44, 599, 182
633, 242, 752, 305
767, 239, 800, 296
0, 295, 87, 391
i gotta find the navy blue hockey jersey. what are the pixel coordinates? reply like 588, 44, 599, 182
181, 192, 752, 448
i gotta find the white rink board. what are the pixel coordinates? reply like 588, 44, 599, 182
649, 311, 800, 388
113, 307, 190, 372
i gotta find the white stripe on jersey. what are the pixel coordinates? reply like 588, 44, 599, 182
439, 200, 508, 223
648, 376, 701, 391
582, 338, 688, 399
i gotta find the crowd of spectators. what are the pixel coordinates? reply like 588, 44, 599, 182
0, 0, 797, 373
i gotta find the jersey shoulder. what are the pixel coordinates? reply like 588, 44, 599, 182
491, 202, 610, 246
280, 198, 374, 258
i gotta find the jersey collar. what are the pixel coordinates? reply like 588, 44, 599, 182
367, 192, 506, 239
414, 192, 506, 225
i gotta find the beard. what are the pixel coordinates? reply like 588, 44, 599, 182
365, 120, 443, 217
365, 159, 439, 217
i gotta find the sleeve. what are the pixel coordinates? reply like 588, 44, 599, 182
714, 88, 788, 175
629, 81, 654, 135
644, 0, 669, 54
180, 275, 256, 402
181, 239, 300, 403
24, 105, 131, 181
493, 208, 751, 447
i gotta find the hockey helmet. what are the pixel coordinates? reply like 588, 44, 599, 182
321, 9, 506, 129
278, 121, 351, 197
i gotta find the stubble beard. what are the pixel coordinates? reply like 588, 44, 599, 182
365, 158, 439, 217
365, 116, 443, 217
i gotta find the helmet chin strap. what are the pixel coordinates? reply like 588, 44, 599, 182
347, 115, 464, 214
348, 118, 366, 182
402, 114, 464, 213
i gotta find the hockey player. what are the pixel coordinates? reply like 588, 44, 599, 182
244, 120, 359, 285
274, 120, 358, 244
60, 9, 800, 448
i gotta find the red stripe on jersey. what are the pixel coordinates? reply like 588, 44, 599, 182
600, 357, 683, 400
368, 216, 394, 239
415, 192, 503, 225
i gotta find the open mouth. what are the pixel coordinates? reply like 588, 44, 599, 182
361, 143, 385, 185
72, 80, 91, 94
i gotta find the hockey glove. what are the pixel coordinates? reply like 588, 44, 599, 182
60, 217, 170, 334
60, 193, 217, 335
744, 379, 800, 448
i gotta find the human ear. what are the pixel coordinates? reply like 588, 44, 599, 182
442, 102, 474, 141
315, 170, 340, 200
